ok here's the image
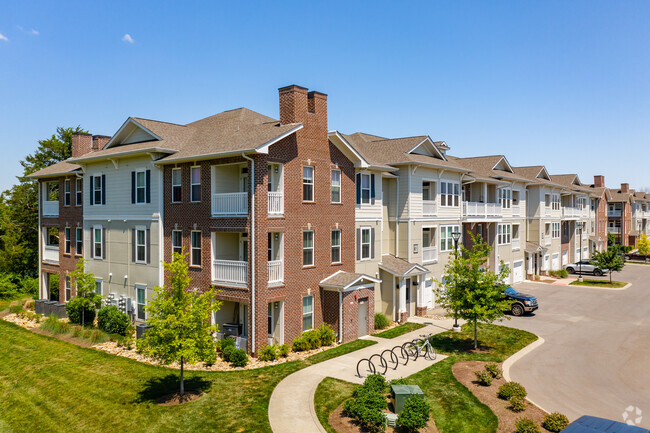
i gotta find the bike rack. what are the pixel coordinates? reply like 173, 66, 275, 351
356, 342, 426, 378
356, 358, 376, 378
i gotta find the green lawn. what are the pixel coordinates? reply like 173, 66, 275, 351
316, 323, 538, 433
372, 322, 425, 338
0, 319, 373, 433
569, 279, 627, 288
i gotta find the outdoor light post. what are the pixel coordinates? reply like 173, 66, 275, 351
451, 230, 462, 332
578, 222, 584, 282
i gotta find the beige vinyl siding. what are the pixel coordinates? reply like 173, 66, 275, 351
354, 221, 381, 275
122, 128, 155, 144
355, 169, 383, 219
212, 164, 244, 194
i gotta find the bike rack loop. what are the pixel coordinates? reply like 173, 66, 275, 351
356, 358, 376, 378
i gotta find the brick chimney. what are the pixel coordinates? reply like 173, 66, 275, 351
71, 133, 93, 158
594, 175, 605, 188
92, 135, 111, 151
278, 85, 327, 135
621, 183, 629, 193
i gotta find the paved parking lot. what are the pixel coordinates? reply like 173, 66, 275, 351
507, 264, 650, 428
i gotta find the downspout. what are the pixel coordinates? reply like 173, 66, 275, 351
338, 290, 343, 343
395, 176, 399, 257
242, 153, 256, 353
37, 181, 42, 299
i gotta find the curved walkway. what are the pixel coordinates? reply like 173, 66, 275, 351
268, 317, 455, 433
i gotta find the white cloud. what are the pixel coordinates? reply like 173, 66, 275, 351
17, 26, 39, 35
0, 33, 7, 42
121, 33, 134, 44
30, 29, 39, 35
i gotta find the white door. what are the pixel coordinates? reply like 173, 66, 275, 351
513, 261, 524, 284
552, 253, 560, 270
562, 250, 568, 266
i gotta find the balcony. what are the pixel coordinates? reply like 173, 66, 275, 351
512, 238, 521, 251
268, 192, 284, 216
268, 260, 283, 285
608, 210, 622, 217
212, 259, 248, 286
212, 192, 248, 216
511, 204, 521, 217
544, 236, 552, 246
463, 202, 502, 218
608, 227, 621, 234
422, 200, 437, 217
43, 201, 59, 217
545, 206, 552, 217
43, 245, 59, 264
422, 246, 438, 263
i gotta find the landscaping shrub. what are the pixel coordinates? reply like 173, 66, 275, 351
318, 323, 336, 346
396, 396, 431, 432
361, 374, 388, 394
9, 304, 23, 315
509, 395, 526, 412
515, 417, 540, 433
498, 382, 527, 400
221, 345, 235, 362
219, 337, 236, 353
24, 300, 35, 310
304, 329, 322, 349
71, 325, 84, 338
40, 314, 71, 335
344, 374, 390, 433
21, 277, 39, 297
485, 362, 502, 379
0, 274, 19, 298
89, 329, 108, 345
97, 306, 131, 336
278, 344, 290, 357
548, 269, 569, 278
110, 333, 134, 349
66, 297, 96, 326
474, 370, 493, 386
292, 335, 310, 352
374, 312, 389, 330
229, 349, 248, 367
258, 344, 278, 362
542, 412, 570, 432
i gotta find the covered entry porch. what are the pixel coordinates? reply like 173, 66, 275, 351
524, 242, 548, 280
378, 255, 429, 323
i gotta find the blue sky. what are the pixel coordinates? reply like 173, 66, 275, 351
1, 1, 649, 192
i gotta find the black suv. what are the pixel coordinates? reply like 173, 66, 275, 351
503, 286, 538, 316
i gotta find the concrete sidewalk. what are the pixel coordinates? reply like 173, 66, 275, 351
268, 317, 455, 433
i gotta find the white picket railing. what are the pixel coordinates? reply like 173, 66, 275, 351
43, 245, 59, 263
463, 201, 502, 217
43, 201, 59, 217
268, 192, 284, 215
212, 192, 248, 216
422, 246, 438, 263
512, 238, 521, 251
268, 260, 283, 284
212, 260, 248, 285
422, 200, 437, 217
544, 237, 552, 246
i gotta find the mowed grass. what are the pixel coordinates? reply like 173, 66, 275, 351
569, 279, 627, 288
316, 323, 538, 433
372, 322, 426, 339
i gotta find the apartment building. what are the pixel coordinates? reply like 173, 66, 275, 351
631, 191, 650, 242
585, 175, 610, 254
606, 184, 634, 246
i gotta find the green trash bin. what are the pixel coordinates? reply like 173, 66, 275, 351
391, 385, 424, 413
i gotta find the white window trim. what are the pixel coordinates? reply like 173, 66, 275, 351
497, 223, 512, 245
190, 230, 201, 267
552, 222, 561, 239
360, 173, 371, 205
360, 226, 371, 261
136, 284, 147, 321
440, 224, 460, 252
64, 227, 71, 254
172, 230, 182, 256
95, 279, 103, 296
93, 175, 103, 206
500, 188, 511, 209
75, 227, 83, 256
303, 166, 314, 202
135, 169, 147, 204
93, 225, 103, 259
190, 166, 201, 202
171, 168, 182, 203
75, 178, 82, 206
65, 276, 71, 302
302, 295, 314, 332
512, 224, 520, 241
440, 182, 460, 207
64, 179, 71, 207
303, 230, 314, 267
331, 169, 341, 203
135, 226, 147, 264
331, 229, 341, 264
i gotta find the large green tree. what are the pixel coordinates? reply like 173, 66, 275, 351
435, 234, 511, 349
0, 126, 85, 279
136, 252, 221, 396
591, 248, 625, 283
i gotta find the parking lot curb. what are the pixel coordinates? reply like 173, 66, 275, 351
502, 336, 550, 413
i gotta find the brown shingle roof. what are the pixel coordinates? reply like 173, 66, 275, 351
378, 255, 427, 276
607, 188, 634, 203
319, 271, 380, 289
451, 155, 531, 183
27, 160, 81, 179
512, 166, 565, 189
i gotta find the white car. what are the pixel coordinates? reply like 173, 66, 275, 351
563, 260, 609, 276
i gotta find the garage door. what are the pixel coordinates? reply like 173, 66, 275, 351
544, 254, 550, 270
562, 250, 568, 266
512, 261, 524, 284
552, 253, 560, 270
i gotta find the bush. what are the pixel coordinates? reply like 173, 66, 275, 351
498, 382, 527, 400
230, 349, 248, 367
374, 313, 390, 330
485, 362, 502, 379
278, 344, 290, 357
474, 370, 493, 386
396, 396, 431, 431
344, 373, 390, 433
509, 396, 526, 412
221, 345, 235, 362
219, 337, 236, 352
304, 329, 322, 349
66, 297, 96, 326
292, 335, 309, 352
318, 323, 336, 346
40, 314, 70, 335
0, 274, 19, 298
361, 374, 388, 394
548, 269, 568, 278
515, 417, 540, 433
542, 412, 570, 432
89, 329, 108, 345
21, 277, 39, 297
292, 329, 324, 351
258, 344, 278, 362
9, 304, 23, 315
97, 306, 131, 336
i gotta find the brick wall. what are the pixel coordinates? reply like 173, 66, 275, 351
596, 192, 608, 249
341, 287, 375, 342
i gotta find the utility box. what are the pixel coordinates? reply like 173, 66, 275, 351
391, 385, 424, 413
136, 324, 152, 340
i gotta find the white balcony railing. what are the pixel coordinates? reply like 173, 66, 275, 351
422, 200, 437, 217
422, 246, 438, 263
463, 201, 502, 218
544, 236, 552, 246
43, 201, 59, 217
212, 259, 248, 285
268, 192, 284, 215
512, 238, 521, 250
43, 245, 59, 263
511, 204, 521, 217
268, 260, 284, 284
608, 210, 622, 217
212, 192, 248, 216
608, 227, 621, 234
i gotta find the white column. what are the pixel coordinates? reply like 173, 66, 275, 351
392, 275, 396, 321
338, 291, 343, 343
399, 278, 407, 317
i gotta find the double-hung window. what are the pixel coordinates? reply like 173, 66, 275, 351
135, 171, 146, 203
331, 169, 341, 203
552, 194, 560, 211
500, 188, 511, 209
191, 231, 201, 267
93, 176, 103, 205
440, 182, 459, 207
172, 230, 182, 256
64, 180, 71, 206
552, 222, 560, 238
440, 225, 460, 252
190, 166, 201, 202
303, 166, 314, 202
95, 279, 102, 296
302, 295, 314, 331
64, 227, 71, 254
75, 178, 82, 206
135, 227, 146, 263
65, 276, 71, 302
93, 226, 103, 259
360, 174, 371, 204
136, 285, 146, 320
171, 168, 182, 202
360, 228, 371, 260
497, 224, 511, 245
75, 227, 83, 255
331, 229, 341, 263
303, 231, 314, 266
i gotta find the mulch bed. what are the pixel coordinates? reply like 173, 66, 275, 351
329, 403, 439, 433
452, 361, 546, 432
156, 390, 202, 406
